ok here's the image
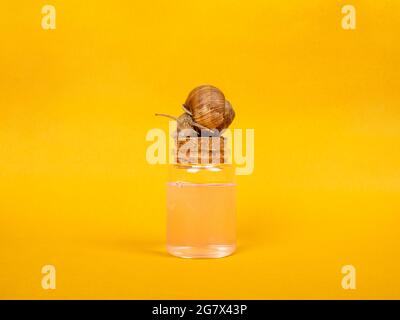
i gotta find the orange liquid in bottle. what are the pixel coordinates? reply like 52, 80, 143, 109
167, 181, 236, 258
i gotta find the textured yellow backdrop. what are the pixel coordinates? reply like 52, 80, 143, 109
1, 0, 399, 299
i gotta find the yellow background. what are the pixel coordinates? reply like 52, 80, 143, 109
1, 0, 399, 299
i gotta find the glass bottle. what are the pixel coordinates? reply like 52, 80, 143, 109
166, 136, 236, 258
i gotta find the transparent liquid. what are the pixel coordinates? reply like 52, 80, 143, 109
167, 181, 236, 258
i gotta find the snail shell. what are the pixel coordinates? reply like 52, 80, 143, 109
184, 85, 225, 130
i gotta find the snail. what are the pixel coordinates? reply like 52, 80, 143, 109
156, 85, 235, 164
